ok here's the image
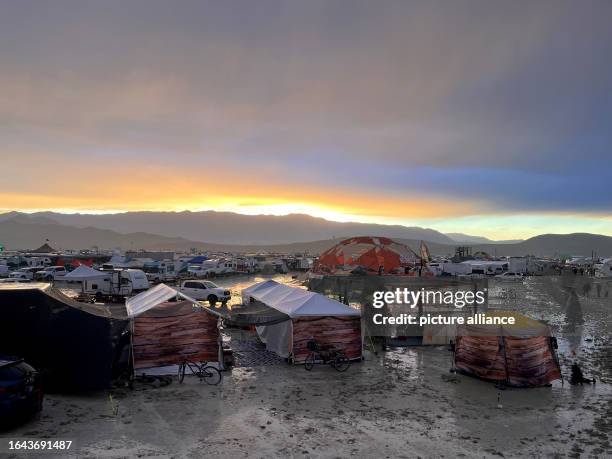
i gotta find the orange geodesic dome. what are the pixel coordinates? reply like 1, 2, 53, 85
313, 236, 421, 275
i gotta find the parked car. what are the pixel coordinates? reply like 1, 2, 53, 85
0, 357, 44, 424
178, 280, 231, 305
34, 266, 67, 281
9, 267, 40, 280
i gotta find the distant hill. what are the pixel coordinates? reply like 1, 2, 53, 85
4, 211, 456, 245
0, 219, 204, 251
1, 214, 611, 257
445, 233, 523, 244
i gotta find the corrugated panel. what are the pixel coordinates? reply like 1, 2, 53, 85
292, 317, 362, 363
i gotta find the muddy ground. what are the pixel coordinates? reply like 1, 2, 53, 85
2, 344, 610, 459
2, 274, 611, 458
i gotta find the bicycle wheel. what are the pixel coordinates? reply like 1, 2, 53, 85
333, 353, 350, 372
304, 352, 316, 371
201, 366, 222, 385
178, 362, 186, 383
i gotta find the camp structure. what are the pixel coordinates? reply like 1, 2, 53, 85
454, 312, 562, 387
236, 280, 362, 363
30, 242, 56, 253
312, 236, 420, 275
126, 284, 223, 374
0, 283, 128, 391
62, 264, 111, 293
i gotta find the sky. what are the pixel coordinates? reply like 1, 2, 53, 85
1, 0, 611, 240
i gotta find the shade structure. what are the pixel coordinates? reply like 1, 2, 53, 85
132, 300, 221, 370
63, 264, 109, 281
243, 280, 360, 319
454, 312, 562, 387
126, 283, 222, 318
241, 281, 362, 362
127, 284, 223, 373
313, 236, 420, 275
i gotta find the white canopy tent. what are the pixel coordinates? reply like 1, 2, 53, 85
126, 284, 223, 374
240, 279, 279, 304
63, 264, 109, 281
244, 280, 360, 318
242, 281, 360, 358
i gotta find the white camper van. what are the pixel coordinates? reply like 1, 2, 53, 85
77, 268, 150, 298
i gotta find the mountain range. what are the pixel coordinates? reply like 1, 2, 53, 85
0, 211, 611, 257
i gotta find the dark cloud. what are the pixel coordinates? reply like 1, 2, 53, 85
1, 0, 611, 217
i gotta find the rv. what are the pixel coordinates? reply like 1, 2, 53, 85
142, 260, 177, 283
80, 269, 150, 298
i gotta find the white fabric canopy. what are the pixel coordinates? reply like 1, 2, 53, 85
240, 279, 279, 304
126, 283, 223, 318
243, 280, 360, 318
63, 264, 109, 281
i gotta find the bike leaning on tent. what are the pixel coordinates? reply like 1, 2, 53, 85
178, 360, 222, 385
303, 340, 350, 372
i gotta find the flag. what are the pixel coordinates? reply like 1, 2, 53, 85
420, 241, 431, 262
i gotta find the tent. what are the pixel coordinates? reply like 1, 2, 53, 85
63, 264, 109, 281
0, 283, 128, 391
127, 284, 223, 374
313, 236, 420, 275
31, 243, 56, 253
454, 312, 562, 387
239, 281, 362, 362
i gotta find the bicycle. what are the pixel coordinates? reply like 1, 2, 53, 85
303, 340, 350, 372
178, 360, 223, 385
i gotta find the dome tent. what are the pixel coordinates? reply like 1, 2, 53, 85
313, 236, 420, 275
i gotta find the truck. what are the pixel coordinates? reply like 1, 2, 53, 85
177, 280, 231, 305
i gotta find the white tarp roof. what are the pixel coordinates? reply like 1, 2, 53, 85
63, 264, 109, 281
126, 283, 222, 318
241, 279, 280, 303
242, 280, 360, 318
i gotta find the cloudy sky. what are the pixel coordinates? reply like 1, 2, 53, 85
1, 0, 611, 239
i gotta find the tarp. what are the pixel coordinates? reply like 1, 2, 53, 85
126, 283, 223, 318
133, 300, 221, 372
456, 311, 551, 337
256, 321, 293, 358
243, 280, 360, 318
455, 312, 561, 387
63, 264, 109, 281
241, 279, 279, 304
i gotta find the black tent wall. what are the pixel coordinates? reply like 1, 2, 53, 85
0, 287, 128, 391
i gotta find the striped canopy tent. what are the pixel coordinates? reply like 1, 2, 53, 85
313, 236, 420, 275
